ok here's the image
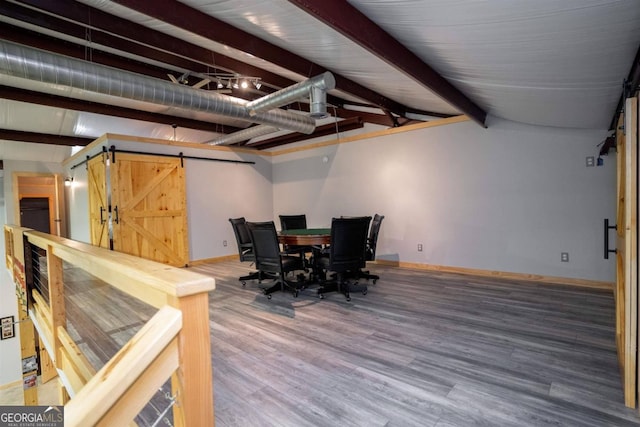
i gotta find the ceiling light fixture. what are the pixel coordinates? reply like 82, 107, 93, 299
200, 73, 262, 91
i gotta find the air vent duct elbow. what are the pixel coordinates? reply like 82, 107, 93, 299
246, 71, 335, 118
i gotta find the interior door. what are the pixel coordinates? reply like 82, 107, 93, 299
19, 197, 51, 233
617, 96, 638, 407
88, 154, 109, 248
110, 153, 189, 267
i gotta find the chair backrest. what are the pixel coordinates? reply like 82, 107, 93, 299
367, 214, 385, 260
229, 217, 254, 262
246, 221, 283, 274
328, 216, 371, 273
279, 214, 307, 230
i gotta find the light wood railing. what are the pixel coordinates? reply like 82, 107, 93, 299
4, 225, 216, 426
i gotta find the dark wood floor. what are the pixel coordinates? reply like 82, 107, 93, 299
63, 259, 640, 426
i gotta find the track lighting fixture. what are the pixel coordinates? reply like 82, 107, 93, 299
198, 73, 262, 91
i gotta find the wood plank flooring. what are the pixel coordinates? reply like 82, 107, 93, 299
192, 260, 640, 427
19, 258, 640, 426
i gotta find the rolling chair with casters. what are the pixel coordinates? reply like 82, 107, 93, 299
359, 214, 384, 283
247, 221, 306, 299
229, 217, 273, 286
279, 214, 313, 267
317, 216, 371, 301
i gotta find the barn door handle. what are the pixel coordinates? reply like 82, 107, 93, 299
604, 218, 617, 259
113, 206, 119, 224
99, 206, 106, 224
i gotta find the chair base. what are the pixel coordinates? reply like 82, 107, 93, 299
239, 270, 276, 286
358, 269, 379, 284
317, 273, 367, 302
260, 274, 306, 299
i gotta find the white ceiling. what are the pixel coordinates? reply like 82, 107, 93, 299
0, 0, 639, 161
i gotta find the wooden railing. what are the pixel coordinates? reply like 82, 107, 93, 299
4, 225, 216, 426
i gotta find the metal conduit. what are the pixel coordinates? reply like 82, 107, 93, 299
0, 40, 317, 134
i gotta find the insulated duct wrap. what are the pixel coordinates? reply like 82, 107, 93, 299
0, 40, 317, 134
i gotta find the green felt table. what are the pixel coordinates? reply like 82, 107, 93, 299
278, 228, 330, 245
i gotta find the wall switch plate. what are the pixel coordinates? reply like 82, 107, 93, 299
561, 252, 569, 262
418, 243, 423, 252
586, 156, 595, 167
223, 240, 227, 247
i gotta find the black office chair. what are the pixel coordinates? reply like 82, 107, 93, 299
229, 217, 273, 286
317, 216, 371, 301
359, 214, 384, 283
279, 214, 313, 264
246, 221, 306, 299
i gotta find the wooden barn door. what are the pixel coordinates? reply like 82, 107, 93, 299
616, 96, 638, 407
110, 153, 189, 267
87, 154, 109, 248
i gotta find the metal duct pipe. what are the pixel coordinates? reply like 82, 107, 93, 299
246, 71, 335, 117
206, 125, 278, 146
0, 40, 316, 134
309, 86, 329, 119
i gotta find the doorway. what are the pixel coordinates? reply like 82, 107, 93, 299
12, 173, 67, 237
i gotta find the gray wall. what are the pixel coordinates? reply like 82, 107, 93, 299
272, 116, 616, 282
0, 160, 64, 385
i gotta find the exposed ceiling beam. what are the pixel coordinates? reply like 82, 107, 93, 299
287, 0, 487, 128
0, 129, 93, 146
10, 0, 318, 95
290, 103, 424, 127
5, 1, 440, 129
246, 117, 364, 150
109, 0, 412, 118
0, 22, 178, 82
0, 85, 241, 134
610, 41, 640, 130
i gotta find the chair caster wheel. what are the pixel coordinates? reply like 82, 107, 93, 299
362, 289, 367, 295
373, 279, 377, 284
241, 281, 246, 286
267, 294, 272, 300
293, 291, 299, 298
318, 293, 325, 299
345, 293, 351, 301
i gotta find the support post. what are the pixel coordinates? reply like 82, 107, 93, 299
12, 230, 38, 405
46, 246, 67, 402
170, 293, 214, 426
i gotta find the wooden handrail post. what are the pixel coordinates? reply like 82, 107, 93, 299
170, 293, 214, 426
46, 246, 67, 403
8, 228, 38, 405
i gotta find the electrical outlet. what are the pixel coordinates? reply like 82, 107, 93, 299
223, 240, 227, 247
418, 243, 423, 252
586, 156, 595, 167
561, 252, 569, 262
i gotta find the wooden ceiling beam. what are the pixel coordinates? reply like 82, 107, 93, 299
9, 0, 352, 111
11, 0, 298, 91
610, 41, 640, 130
0, 129, 93, 146
0, 85, 241, 134
288, 0, 487, 127
109, 0, 412, 118
246, 117, 364, 150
